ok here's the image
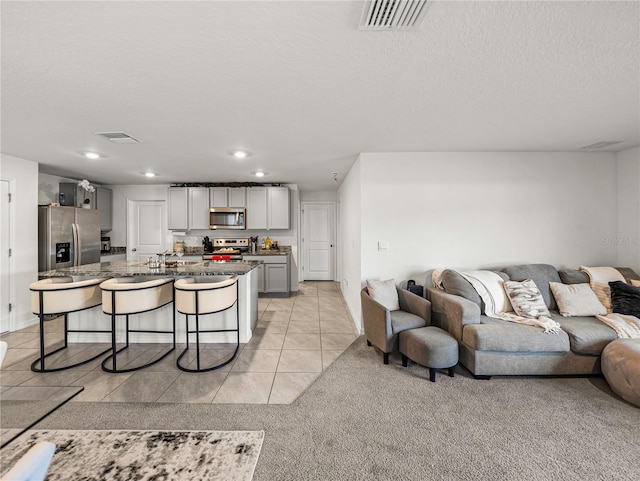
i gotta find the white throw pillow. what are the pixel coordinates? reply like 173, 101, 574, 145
503, 279, 550, 318
549, 282, 607, 317
366, 279, 400, 311
631, 279, 640, 287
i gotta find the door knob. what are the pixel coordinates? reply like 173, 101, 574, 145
132, 248, 137, 252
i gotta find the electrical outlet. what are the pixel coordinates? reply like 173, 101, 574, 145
343, 279, 349, 287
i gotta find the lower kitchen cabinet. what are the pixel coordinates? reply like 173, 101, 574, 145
243, 254, 290, 297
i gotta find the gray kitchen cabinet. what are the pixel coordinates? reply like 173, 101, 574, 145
188, 187, 210, 230
59, 182, 96, 207
245, 186, 289, 230
210, 187, 228, 207
95, 187, 112, 232
268, 187, 290, 229
243, 254, 289, 297
210, 187, 246, 208
228, 187, 246, 207
246, 187, 268, 229
168, 187, 189, 230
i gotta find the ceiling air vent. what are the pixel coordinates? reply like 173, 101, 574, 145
580, 140, 623, 150
95, 132, 141, 144
360, 0, 430, 30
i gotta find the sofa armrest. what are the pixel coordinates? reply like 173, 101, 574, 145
397, 288, 431, 325
426, 286, 480, 341
360, 288, 392, 352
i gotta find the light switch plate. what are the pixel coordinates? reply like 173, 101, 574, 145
378, 241, 389, 251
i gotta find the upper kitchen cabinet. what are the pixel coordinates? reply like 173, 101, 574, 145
210, 187, 246, 208
95, 187, 112, 232
169, 187, 209, 230
246, 186, 290, 230
59, 182, 96, 207
188, 187, 210, 230
268, 187, 290, 229
168, 187, 188, 230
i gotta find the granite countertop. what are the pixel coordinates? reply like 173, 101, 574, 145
38, 259, 263, 278
183, 245, 292, 257
244, 246, 292, 256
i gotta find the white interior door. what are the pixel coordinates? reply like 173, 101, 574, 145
1, 180, 12, 333
302, 202, 336, 281
127, 200, 167, 261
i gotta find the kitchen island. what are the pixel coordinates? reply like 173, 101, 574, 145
37, 259, 262, 344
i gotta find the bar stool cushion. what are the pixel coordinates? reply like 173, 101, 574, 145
30, 277, 102, 315
174, 277, 238, 315
100, 277, 174, 314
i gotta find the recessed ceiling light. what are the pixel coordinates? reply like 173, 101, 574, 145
144, 172, 156, 178
84, 152, 100, 160
253, 171, 266, 177
230, 150, 251, 159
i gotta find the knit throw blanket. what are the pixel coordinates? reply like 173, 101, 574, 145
596, 313, 640, 339
579, 266, 625, 313
459, 270, 562, 334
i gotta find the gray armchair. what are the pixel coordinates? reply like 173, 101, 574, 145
361, 287, 431, 364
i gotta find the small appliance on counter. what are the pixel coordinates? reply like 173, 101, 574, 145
249, 236, 258, 254
101, 236, 111, 253
202, 236, 214, 254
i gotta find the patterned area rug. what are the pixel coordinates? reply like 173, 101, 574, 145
0, 429, 264, 480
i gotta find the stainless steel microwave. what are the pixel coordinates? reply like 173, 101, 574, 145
209, 208, 246, 230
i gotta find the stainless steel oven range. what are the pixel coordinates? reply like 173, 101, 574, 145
202, 237, 249, 261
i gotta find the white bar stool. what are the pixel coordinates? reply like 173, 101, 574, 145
174, 276, 239, 372
29, 277, 112, 372
99, 277, 175, 373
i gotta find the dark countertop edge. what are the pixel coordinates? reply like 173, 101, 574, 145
38, 260, 263, 278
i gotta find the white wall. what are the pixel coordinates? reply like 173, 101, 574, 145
1, 154, 39, 330
337, 157, 362, 329
360, 152, 618, 282
300, 191, 337, 202
616, 147, 640, 270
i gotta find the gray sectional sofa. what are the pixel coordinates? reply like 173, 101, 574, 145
426, 264, 640, 378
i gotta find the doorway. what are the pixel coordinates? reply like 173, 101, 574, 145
301, 202, 336, 281
126, 200, 167, 261
0, 179, 13, 333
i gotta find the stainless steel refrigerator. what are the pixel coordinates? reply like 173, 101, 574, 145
38, 205, 101, 271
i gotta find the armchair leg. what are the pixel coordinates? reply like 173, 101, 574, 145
429, 368, 436, 382
401, 354, 408, 367
383, 352, 389, 365
366, 339, 372, 347
448, 366, 455, 377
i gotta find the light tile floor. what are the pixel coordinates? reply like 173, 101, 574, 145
0, 282, 358, 405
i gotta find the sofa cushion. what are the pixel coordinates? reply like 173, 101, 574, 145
550, 312, 617, 355
462, 316, 570, 353
441, 269, 481, 307
501, 264, 561, 310
609, 281, 640, 318
615, 267, 640, 283
441, 269, 509, 314
558, 269, 590, 285
503, 279, 550, 318
390, 310, 427, 334
549, 282, 607, 317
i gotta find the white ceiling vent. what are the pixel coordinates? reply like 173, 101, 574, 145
360, 0, 430, 30
95, 132, 141, 144
580, 140, 623, 150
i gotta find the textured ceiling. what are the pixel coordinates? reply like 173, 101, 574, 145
2, 1, 638, 190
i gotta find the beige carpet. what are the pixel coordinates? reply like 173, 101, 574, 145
14, 337, 640, 480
